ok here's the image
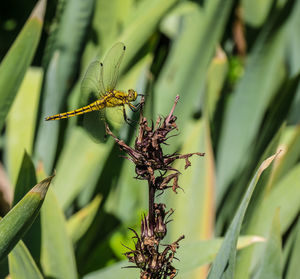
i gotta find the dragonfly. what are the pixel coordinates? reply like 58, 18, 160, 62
45, 42, 141, 125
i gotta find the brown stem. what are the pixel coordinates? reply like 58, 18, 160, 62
148, 180, 155, 232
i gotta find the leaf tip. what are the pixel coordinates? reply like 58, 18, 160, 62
258, 150, 281, 176
251, 236, 266, 243
30, 0, 47, 22
30, 172, 55, 199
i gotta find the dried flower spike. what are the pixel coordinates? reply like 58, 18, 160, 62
106, 95, 204, 278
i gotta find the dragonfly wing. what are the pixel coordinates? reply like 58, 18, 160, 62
80, 61, 107, 141
101, 42, 126, 91
82, 109, 106, 142
81, 61, 105, 99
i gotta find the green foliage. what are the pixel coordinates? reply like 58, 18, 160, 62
8, 241, 43, 279
40, 188, 77, 279
208, 154, 278, 278
0, 174, 54, 261
0, 0, 46, 132
0, 0, 300, 278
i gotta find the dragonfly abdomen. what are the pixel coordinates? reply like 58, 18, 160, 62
45, 99, 105, 121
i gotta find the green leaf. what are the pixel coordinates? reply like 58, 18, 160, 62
12, 152, 41, 263
268, 125, 300, 186
104, 145, 146, 224
216, 0, 297, 205
260, 163, 300, 232
288, 82, 300, 124
35, 0, 95, 173
218, 69, 299, 240
242, 0, 274, 27
67, 195, 102, 243
6, 68, 42, 185
178, 236, 264, 276
219, 124, 283, 243
0, 0, 46, 132
282, 225, 296, 279
8, 240, 43, 279
82, 0, 124, 68
286, 0, 300, 76
154, 0, 234, 137
252, 75, 300, 172
225, 73, 299, 276
235, 158, 300, 278
159, 1, 199, 39
158, 118, 213, 278
286, 217, 300, 279
207, 152, 278, 279
41, 0, 66, 69
40, 188, 77, 279
204, 48, 228, 120
162, 119, 213, 243
82, 0, 176, 69
0, 174, 54, 261
248, 162, 300, 268
254, 208, 282, 279
13, 152, 37, 206
118, 0, 178, 70
53, 127, 111, 209
83, 261, 138, 279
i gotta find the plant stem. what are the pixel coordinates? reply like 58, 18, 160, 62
148, 180, 155, 231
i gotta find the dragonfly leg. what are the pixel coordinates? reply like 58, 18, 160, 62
122, 105, 130, 123
128, 102, 141, 112
123, 105, 135, 127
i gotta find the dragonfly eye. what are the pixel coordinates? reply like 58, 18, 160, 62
128, 89, 137, 101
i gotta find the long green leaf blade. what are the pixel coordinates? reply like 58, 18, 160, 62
0, 174, 54, 261
0, 0, 46, 132
236, 159, 300, 278
67, 195, 102, 243
40, 188, 77, 279
53, 127, 110, 209
254, 208, 282, 279
12, 152, 41, 263
216, 0, 297, 205
119, 0, 178, 69
12, 152, 37, 206
154, 0, 234, 132
207, 152, 278, 278
35, 0, 95, 173
286, 217, 300, 279
6, 68, 42, 185
8, 240, 43, 279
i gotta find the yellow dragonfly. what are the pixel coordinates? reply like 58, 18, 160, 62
45, 42, 140, 124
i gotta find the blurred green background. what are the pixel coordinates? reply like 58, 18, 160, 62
0, 0, 300, 278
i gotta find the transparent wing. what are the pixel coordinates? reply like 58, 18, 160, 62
80, 61, 106, 141
101, 42, 126, 91
105, 105, 126, 128
82, 109, 106, 142
82, 106, 125, 142
81, 61, 105, 99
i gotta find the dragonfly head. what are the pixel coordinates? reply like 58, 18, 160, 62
128, 89, 137, 101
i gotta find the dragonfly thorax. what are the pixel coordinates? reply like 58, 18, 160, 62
127, 89, 137, 102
